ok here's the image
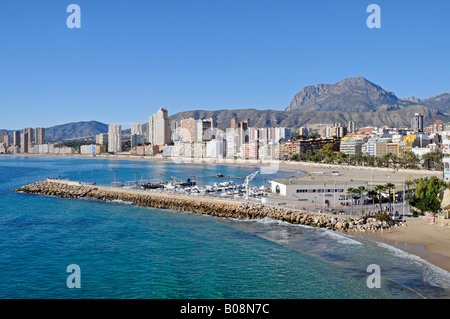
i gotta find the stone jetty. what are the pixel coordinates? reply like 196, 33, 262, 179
15, 179, 406, 232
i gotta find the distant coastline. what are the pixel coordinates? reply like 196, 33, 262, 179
0, 152, 443, 178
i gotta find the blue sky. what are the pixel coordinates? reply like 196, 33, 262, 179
1, 0, 449, 129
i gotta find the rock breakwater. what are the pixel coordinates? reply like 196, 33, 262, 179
15, 180, 406, 232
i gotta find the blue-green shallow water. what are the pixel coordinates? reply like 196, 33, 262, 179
1, 156, 450, 299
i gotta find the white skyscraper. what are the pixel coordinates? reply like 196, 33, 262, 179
206, 139, 224, 158
108, 124, 122, 153
131, 123, 144, 136
274, 127, 291, 142
148, 108, 170, 146
131, 123, 145, 147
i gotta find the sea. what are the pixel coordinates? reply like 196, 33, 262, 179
0, 155, 449, 299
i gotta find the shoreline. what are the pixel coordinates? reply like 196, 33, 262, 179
5, 153, 450, 274
357, 217, 450, 273
0, 152, 442, 179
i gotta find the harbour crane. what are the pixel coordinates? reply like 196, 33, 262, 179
245, 170, 259, 200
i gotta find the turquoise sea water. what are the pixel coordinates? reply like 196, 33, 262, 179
0, 156, 449, 299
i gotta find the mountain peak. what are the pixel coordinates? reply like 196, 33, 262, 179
286, 77, 398, 112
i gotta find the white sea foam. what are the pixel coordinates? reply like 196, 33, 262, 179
254, 217, 295, 226
320, 229, 363, 246
251, 217, 364, 246
109, 199, 133, 205
376, 242, 450, 289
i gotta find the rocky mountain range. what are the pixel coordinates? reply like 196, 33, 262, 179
286, 76, 450, 115
174, 77, 450, 130
286, 77, 401, 112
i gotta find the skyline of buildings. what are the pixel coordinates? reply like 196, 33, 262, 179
1, 110, 449, 168
0, 126, 46, 154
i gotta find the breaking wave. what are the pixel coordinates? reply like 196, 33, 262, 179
376, 242, 450, 289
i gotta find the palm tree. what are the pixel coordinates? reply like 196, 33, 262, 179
405, 179, 414, 201
356, 186, 367, 216
375, 184, 385, 211
367, 189, 378, 213
385, 182, 395, 213
347, 187, 355, 215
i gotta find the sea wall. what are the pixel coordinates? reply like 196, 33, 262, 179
15, 180, 406, 232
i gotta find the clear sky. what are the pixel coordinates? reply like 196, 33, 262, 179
1, 0, 449, 129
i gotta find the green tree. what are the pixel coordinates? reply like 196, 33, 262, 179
321, 143, 335, 156
408, 176, 445, 215
402, 151, 420, 169
422, 150, 443, 171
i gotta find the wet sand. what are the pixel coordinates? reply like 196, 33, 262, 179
358, 217, 450, 273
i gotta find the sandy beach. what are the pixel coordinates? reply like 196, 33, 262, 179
361, 217, 450, 273
3, 153, 450, 274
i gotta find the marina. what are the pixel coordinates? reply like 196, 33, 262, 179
74, 165, 270, 199
116, 172, 270, 199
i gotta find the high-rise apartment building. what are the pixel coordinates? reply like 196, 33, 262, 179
148, 108, 170, 146
238, 119, 249, 146
96, 133, 108, 145
348, 121, 356, 134
21, 132, 29, 153
13, 131, 21, 147
130, 123, 145, 147
319, 125, 333, 138
229, 118, 249, 148
131, 134, 145, 147
35, 127, 45, 145
196, 118, 216, 142
299, 126, 309, 138
274, 127, 291, 142
425, 119, 444, 135
23, 128, 34, 144
180, 117, 196, 143
339, 138, 363, 155
108, 124, 122, 153
411, 113, 424, 132
0, 131, 10, 147
170, 120, 181, 142
335, 125, 347, 138
231, 117, 238, 130
225, 128, 238, 159
131, 124, 144, 136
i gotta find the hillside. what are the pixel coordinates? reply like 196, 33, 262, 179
169, 105, 448, 131
419, 93, 450, 115
44, 121, 108, 142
